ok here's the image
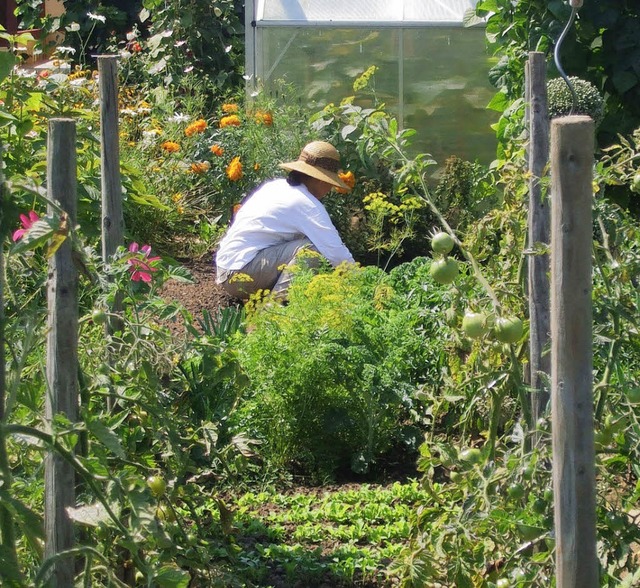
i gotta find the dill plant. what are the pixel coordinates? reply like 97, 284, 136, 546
232, 262, 449, 481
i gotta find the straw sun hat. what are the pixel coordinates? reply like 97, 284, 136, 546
279, 141, 349, 190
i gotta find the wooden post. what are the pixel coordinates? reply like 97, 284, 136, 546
527, 52, 551, 428
98, 55, 124, 412
45, 118, 78, 586
98, 55, 124, 262
550, 115, 598, 588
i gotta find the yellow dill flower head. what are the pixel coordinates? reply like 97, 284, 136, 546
220, 115, 241, 128
226, 156, 243, 181
161, 141, 180, 153
185, 119, 208, 136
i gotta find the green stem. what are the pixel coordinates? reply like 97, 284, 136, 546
487, 388, 507, 461
592, 218, 622, 421
510, 346, 532, 431
594, 338, 621, 422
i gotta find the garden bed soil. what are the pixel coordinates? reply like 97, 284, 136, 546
160, 254, 238, 333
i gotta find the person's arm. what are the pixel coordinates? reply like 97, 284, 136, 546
296, 202, 355, 266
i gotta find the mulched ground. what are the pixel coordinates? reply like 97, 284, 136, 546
160, 254, 239, 333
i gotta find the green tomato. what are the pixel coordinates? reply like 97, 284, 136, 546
462, 312, 488, 339
496, 579, 511, 588
430, 257, 459, 284
493, 316, 524, 344
147, 475, 167, 497
632, 171, 640, 194
450, 470, 461, 483
431, 231, 455, 255
605, 511, 625, 532
507, 483, 525, 500
155, 504, 175, 522
92, 309, 108, 325
459, 447, 482, 465
532, 498, 547, 514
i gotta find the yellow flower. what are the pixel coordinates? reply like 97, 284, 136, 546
189, 161, 210, 174
222, 103, 239, 113
335, 171, 355, 194
226, 156, 243, 181
161, 141, 180, 153
220, 115, 241, 128
185, 119, 208, 136
254, 162, 260, 171
177, 205, 184, 215
210, 144, 224, 156
172, 192, 183, 202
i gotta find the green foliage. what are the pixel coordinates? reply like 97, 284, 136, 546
135, 0, 244, 94
474, 0, 640, 144
433, 156, 496, 232
597, 125, 640, 215
233, 263, 449, 480
547, 76, 604, 125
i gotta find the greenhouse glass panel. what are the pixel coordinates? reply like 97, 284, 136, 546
247, 0, 497, 168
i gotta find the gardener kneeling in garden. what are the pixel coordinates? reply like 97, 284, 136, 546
215, 140, 355, 301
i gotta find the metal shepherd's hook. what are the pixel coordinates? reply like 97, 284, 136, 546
553, 0, 583, 115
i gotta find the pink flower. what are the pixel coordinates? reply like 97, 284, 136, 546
12, 210, 40, 241
127, 242, 161, 283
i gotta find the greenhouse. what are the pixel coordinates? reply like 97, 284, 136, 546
245, 0, 498, 169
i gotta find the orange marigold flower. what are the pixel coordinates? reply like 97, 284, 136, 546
161, 141, 180, 153
219, 115, 241, 128
226, 156, 243, 182
210, 144, 224, 156
222, 103, 239, 113
189, 161, 211, 174
185, 119, 208, 136
335, 171, 356, 194
254, 110, 273, 126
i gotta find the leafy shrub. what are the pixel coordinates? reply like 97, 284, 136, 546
547, 76, 605, 125
232, 262, 450, 481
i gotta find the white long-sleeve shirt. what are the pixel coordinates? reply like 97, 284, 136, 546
215, 178, 354, 272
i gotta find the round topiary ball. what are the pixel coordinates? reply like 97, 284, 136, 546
547, 76, 604, 125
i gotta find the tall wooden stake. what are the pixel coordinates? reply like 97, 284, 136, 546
44, 118, 79, 586
550, 115, 598, 588
98, 55, 124, 263
527, 52, 551, 429
98, 55, 124, 412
